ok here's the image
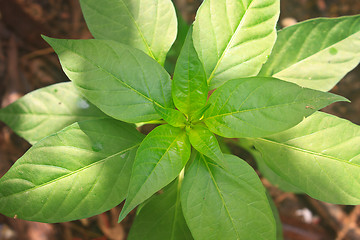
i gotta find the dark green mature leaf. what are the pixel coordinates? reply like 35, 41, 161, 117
187, 125, 225, 167
0, 119, 143, 223
181, 153, 276, 240
43, 37, 173, 123
80, 0, 177, 65
260, 15, 360, 91
128, 179, 193, 240
0, 82, 107, 144
193, 0, 280, 89
203, 77, 347, 138
172, 26, 208, 117
253, 112, 360, 204
154, 104, 186, 127
119, 125, 191, 222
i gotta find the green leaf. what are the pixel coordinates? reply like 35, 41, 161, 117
181, 153, 276, 240
236, 138, 302, 193
172, 26, 208, 117
203, 77, 348, 138
253, 111, 360, 204
43, 37, 173, 123
190, 104, 210, 122
254, 150, 303, 193
128, 178, 193, 240
187, 125, 225, 167
259, 15, 360, 91
0, 82, 107, 144
153, 104, 186, 127
0, 119, 143, 223
193, 0, 280, 89
164, 6, 190, 75
119, 124, 191, 222
79, 0, 177, 65
266, 191, 284, 240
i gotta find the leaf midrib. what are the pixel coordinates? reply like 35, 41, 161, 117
0, 144, 140, 199
83, 0, 156, 60
255, 138, 360, 166
57, 40, 164, 108
255, 138, 360, 202
206, 0, 256, 84
204, 96, 337, 120
119, 0, 156, 60
190, 128, 222, 163
201, 155, 241, 239
126, 129, 185, 210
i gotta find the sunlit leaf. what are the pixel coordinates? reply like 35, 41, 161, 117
0, 82, 107, 144
0, 119, 143, 222
260, 15, 360, 91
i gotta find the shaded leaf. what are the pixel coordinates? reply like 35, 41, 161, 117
164, 6, 190, 75
128, 179, 193, 240
236, 139, 303, 193
266, 191, 284, 240
254, 150, 303, 193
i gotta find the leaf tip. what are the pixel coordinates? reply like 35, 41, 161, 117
334, 94, 350, 104
41, 35, 52, 43
41, 35, 58, 49
117, 209, 127, 223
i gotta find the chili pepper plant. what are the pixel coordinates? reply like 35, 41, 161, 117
0, 0, 360, 239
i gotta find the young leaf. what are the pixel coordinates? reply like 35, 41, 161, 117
181, 153, 276, 240
259, 15, 360, 91
128, 179, 193, 240
0, 82, 107, 144
190, 104, 210, 122
119, 124, 191, 222
172, 26, 208, 117
253, 112, 360, 204
193, 0, 280, 88
203, 77, 348, 138
43, 37, 173, 123
79, 0, 177, 65
0, 119, 143, 223
187, 125, 225, 167
153, 104, 186, 127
